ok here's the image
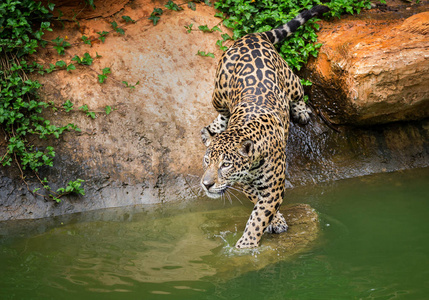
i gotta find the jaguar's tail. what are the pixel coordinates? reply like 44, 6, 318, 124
262, 5, 330, 44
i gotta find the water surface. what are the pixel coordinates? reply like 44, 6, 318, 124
1, 168, 428, 299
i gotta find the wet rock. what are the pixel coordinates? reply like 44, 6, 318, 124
306, 11, 429, 125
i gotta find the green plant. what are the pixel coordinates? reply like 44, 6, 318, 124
79, 104, 96, 119
185, 23, 194, 33
63, 100, 74, 112
52, 37, 71, 55
198, 24, 222, 33
105, 106, 112, 115
97, 31, 109, 43
301, 79, 313, 87
71, 52, 94, 65
214, 0, 375, 71
81, 35, 92, 45
149, 8, 163, 25
122, 16, 136, 23
98, 67, 111, 83
78, 104, 113, 119
149, 1, 207, 25
55, 60, 67, 68
52, 179, 85, 202
165, 0, 183, 11
66, 63, 76, 72
0, 0, 85, 201
216, 33, 232, 51
197, 50, 215, 58
122, 80, 140, 89
111, 21, 125, 35
188, 2, 197, 11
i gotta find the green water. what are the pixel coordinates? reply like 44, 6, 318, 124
1, 168, 428, 300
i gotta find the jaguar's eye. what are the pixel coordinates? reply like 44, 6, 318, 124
221, 162, 231, 168
203, 156, 210, 165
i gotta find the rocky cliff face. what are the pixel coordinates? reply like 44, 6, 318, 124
0, 0, 428, 220
305, 8, 429, 125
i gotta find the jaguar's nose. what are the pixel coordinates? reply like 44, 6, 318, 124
202, 181, 215, 191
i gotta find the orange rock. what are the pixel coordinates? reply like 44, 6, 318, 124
306, 12, 429, 125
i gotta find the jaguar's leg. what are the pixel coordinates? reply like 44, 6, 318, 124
288, 72, 312, 125
290, 100, 312, 125
244, 186, 288, 234
201, 114, 229, 147
235, 163, 286, 249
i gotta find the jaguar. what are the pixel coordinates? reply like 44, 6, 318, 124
200, 5, 330, 248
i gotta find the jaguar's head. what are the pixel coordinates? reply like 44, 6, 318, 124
200, 131, 254, 199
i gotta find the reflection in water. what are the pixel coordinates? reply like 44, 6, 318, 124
2, 204, 318, 292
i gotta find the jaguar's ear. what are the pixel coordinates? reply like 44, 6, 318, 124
201, 127, 213, 147
238, 140, 254, 157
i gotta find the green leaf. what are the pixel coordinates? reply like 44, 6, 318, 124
81, 53, 93, 65
122, 16, 136, 23
198, 25, 211, 32
87, 111, 96, 119
63, 100, 74, 112
212, 26, 222, 33
184, 23, 193, 33
71, 55, 82, 64
300, 79, 312, 86
188, 2, 196, 11
111, 21, 125, 35
66, 63, 76, 72
216, 40, 228, 51
221, 33, 231, 41
149, 15, 161, 25
197, 50, 215, 58
98, 74, 107, 83
153, 8, 163, 15
105, 106, 112, 115
55, 60, 66, 68
102, 67, 111, 75
81, 35, 92, 45
97, 31, 109, 43
79, 104, 89, 112
165, 1, 183, 11
149, 8, 163, 25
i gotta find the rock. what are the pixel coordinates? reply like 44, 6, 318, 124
306, 11, 429, 125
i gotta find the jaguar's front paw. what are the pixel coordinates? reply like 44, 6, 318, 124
265, 212, 288, 234
235, 236, 258, 249
291, 101, 312, 125
201, 127, 213, 147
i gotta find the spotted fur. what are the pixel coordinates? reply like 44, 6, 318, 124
200, 5, 329, 248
